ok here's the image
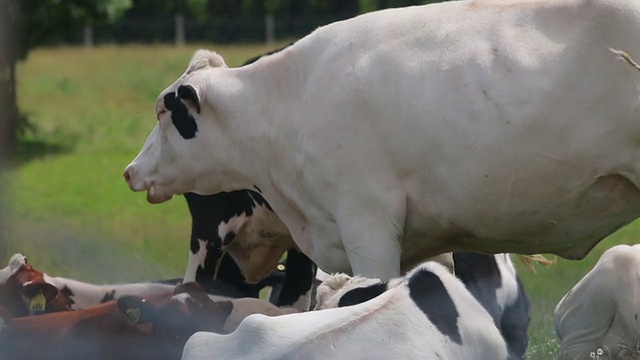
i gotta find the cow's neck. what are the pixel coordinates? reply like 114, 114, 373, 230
209, 57, 318, 257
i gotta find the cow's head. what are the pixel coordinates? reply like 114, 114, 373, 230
124, 49, 250, 204
117, 282, 233, 343
0, 254, 73, 316
219, 206, 295, 284
314, 273, 388, 310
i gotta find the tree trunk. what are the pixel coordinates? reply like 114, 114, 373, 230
0, 0, 23, 260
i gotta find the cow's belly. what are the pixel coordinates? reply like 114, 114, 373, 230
402, 172, 640, 261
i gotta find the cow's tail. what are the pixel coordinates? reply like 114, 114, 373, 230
516, 254, 556, 273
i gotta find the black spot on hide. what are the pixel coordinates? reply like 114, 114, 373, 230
453, 252, 502, 325
101, 290, 116, 303
408, 268, 462, 345
338, 281, 388, 307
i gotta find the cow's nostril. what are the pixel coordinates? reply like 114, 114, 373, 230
123, 171, 130, 181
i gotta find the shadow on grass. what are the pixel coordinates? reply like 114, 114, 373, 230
11, 112, 74, 166
13, 137, 72, 165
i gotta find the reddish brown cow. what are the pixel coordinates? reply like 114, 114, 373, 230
0, 282, 233, 360
0, 254, 73, 317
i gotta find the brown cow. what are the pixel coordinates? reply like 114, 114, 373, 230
0, 254, 73, 317
0, 253, 178, 317
0, 282, 233, 360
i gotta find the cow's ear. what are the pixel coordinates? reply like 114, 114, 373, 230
177, 84, 201, 114
117, 295, 154, 325
22, 283, 60, 315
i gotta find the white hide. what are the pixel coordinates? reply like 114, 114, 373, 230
183, 239, 208, 283
181, 262, 508, 360
126, 0, 640, 280
495, 254, 520, 314
554, 244, 640, 360
43, 275, 175, 309
221, 297, 298, 334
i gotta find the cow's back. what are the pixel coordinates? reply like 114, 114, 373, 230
271, 0, 640, 260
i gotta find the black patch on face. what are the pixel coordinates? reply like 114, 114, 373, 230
408, 268, 462, 345
338, 281, 388, 308
101, 290, 116, 303
163, 92, 198, 139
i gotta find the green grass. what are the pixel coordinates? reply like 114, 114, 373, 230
5, 44, 640, 359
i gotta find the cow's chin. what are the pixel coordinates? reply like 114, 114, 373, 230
146, 189, 174, 204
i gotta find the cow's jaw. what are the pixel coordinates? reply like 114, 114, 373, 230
146, 184, 174, 204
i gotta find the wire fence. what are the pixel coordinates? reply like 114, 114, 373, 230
46, 14, 351, 46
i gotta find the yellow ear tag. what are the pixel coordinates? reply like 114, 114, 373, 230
125, 307, 141, 324
29, 292, 46, 314
277, 264, 286, 272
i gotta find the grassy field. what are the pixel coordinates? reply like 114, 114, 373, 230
5, 44, 640, 359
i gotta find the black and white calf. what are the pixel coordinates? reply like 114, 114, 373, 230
453, 252, 530, 359
315, 253, 530, 359
183, 261, 509, 360
182, 191, 317, 310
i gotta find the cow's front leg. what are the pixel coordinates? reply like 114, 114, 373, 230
336, 190, 406, 280
183, 238, 208, 283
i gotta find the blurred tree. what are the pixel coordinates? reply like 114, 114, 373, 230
10, 0, 133, 136
0, 0, 21, 261
123, 0, 207, 20
0, 0, 21, 164
24, 0, 132, 49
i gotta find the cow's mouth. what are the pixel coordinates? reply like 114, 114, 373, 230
146, 186, 173, 204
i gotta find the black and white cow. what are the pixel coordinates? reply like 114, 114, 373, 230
182, 191, 317, 310
182, 261, 509, 360
315, 253, 530, 359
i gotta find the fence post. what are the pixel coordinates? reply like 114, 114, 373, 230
265, 14, 275, 45
83, 24, 93, 48
175, 13, 185, 46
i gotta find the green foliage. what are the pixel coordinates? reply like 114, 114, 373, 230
22, 0, 133, 50
8, 43, 289, 281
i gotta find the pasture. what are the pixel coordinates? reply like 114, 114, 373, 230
5, 44, 640, 359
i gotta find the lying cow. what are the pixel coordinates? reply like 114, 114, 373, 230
554, 244, 640, 360
453, 253, 530, 359
0, 282, 297, 360
0, 253, 181, 316
182, 261, 509, 360
315, 252, 530, 359
124, 0, 640, 280
0, 282, 230, 360
183, 191, 317, 310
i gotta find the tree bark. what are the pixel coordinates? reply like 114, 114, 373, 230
0, 0, 23, 260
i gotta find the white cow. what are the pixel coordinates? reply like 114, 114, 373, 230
181, 261, 509, 360
316, 253, 531, 359
125, 0, 640, 280
554, 244, 640, 360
